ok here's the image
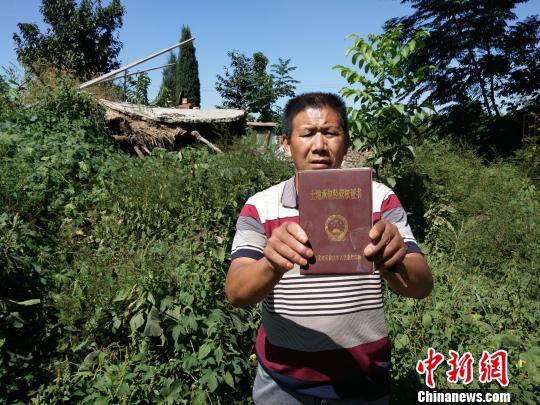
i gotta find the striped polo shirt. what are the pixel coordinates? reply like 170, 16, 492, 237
230, 176, 421, 400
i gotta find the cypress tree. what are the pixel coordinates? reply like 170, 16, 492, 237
175, 25, 200, 107
154, 52, 177, 106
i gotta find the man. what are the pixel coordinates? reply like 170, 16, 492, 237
225, 92, 432, 404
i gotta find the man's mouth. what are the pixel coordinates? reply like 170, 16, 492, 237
309, 160, 331, 168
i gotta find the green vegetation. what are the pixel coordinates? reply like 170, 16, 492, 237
335, 26, 434, 186
2, 0, 538, 402
215, 51, 298, 121
176, 25, 201, 107
155, 52, 179, 107
125, 72, 151, 105
387, 0, 540, 114
13, 0, 125, 80
0, 82, 293, 403
386, 0, 540, 157
1, 79, 537, 403
389, 141, 539, 403
154, 26, 200, 107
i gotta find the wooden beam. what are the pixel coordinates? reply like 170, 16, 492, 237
191, 130, 222, 153
133, 145, 145, 159
79, 38, 195, 89
98, 63, 176, 84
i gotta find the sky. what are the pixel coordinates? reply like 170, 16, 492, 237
1, 0, 539, 108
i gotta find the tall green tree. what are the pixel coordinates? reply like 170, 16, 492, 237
385, 0, 540, 114
335, 27, 434, 184
175, 25, 200, 107
154, 52, 178, 106
13, 0, 124, 80
215, 51, 298, 121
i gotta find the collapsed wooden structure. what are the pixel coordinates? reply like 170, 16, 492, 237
100, 100, 245, 157
79, 38, 247, 157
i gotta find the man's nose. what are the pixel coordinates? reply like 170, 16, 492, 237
311, 133, 327, 153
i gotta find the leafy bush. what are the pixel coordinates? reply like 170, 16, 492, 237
0, 81, 121, 401
405, 141, 539, 279
387, 140, 539, 403
335, 26, 434, 186
429, 102, 533, 160
1, 80, 537, 403
0, 81, 292, 403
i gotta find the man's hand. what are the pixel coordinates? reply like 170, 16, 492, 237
364, 219, 433, 299
264, 222, 313, 273
225, 222, 313, 307
363, 219, 407, 271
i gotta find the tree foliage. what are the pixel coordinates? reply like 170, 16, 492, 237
215, 51, 298, 121
125, 72, 150, 105
335, 26, 434, 185
175, 25, 200, 107
154, 52, 178, 107
13, 0, 124, 80
386, 0, 540, 114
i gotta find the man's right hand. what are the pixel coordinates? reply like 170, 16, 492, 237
263, 222, 314, 273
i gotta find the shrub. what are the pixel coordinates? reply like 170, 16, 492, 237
0, 81, 293, 402
2, 80, 537, 403
387, 140, 539, 403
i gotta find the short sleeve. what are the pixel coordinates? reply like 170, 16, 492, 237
230, 202, 268, 260
374, 184, 422, 255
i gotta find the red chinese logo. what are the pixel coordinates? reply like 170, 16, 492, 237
446, 350, 474, 384
416, 348, 445, 389
417, 348, 509, 388
478, 350, 509, 387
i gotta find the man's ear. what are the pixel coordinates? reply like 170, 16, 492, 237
282, 135, 292, 157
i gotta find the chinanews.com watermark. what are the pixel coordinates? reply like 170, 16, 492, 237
417, 390, 511, 403
415, 348, 511, 403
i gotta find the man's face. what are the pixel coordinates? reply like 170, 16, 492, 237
283, 106, 348, 171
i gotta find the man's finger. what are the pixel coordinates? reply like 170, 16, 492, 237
272, 242, 308, 267
368, 220, 386, 241
285, 222, 309, 245
378, 246, 408, 270
264, 245, 294, 272
364, 231, 391, 257
376, 234, 403, 262
274, 223, 312, 257
279, 229, 313, 258
365, 221, 401, 258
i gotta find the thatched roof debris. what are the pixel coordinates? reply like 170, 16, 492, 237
100, 100, 245, 157
99, 99, 244, 124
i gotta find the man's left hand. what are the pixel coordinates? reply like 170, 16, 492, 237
363, 219, 407, 271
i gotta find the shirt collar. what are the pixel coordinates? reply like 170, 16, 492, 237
281, 176, 297, 208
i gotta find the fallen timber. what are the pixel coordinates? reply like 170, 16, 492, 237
99, 100, 245, 156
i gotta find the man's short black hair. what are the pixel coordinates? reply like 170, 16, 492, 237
282, 92, 349, 142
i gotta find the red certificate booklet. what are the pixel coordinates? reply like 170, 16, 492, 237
298, 168, 373, 275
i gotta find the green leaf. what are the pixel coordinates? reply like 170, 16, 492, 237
207, 371, 218, 392
393, 103, 405, 114
183, 355, 198, 370
191, 389, 208, 405
143, 306, 163, 337
422, 313, 432, 327
224, 371, 235, 388
113, 288, 129, 302
172, 325, 182, 343
130, 312, 145, 333
393, 333, 409, 350
198, 343, 212, 359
